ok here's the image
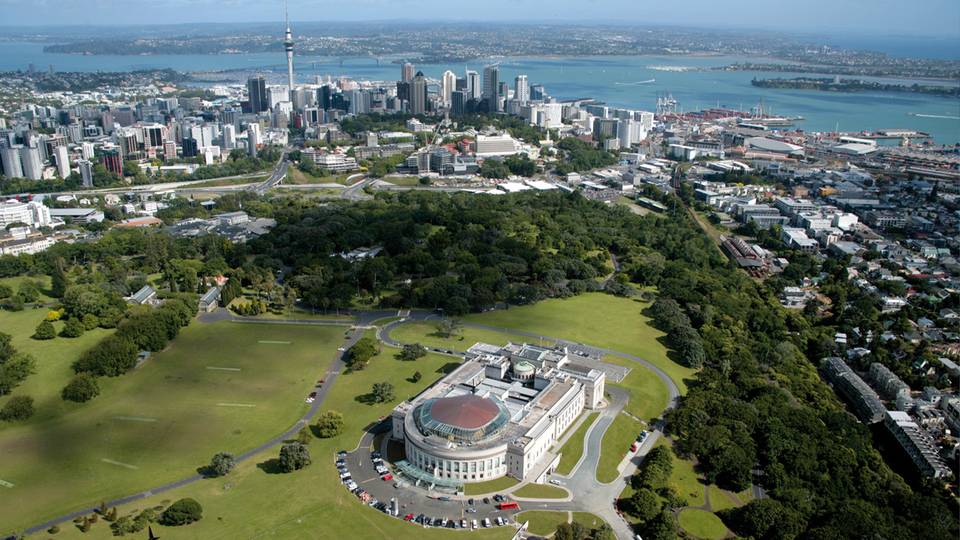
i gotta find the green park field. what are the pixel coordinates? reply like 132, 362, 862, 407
462, 293, 696, 393
554, 412, 598, 475
596, 413, 644, 483
512, 483, 568, 499
389, 321, 557, 352
45, 337, 510, 539
0, 320, 344, 534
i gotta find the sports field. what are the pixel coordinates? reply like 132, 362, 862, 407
463, 293, 696, 393
0, 321, 344, 533
46, 340, 510, 539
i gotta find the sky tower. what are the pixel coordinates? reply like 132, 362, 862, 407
284, 1, 294, 93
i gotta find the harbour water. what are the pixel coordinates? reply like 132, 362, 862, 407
2, 41, 958, 143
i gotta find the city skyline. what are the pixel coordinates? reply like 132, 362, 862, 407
0, 0, 958, 37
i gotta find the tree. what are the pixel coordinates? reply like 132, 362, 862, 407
17, 280, 40, 303
397, 343, 428, 361
625, 488, 661, 522
159, 498, 203, 526
59, 317, 86, 338
51, 258, 70, 298
0, 353, 35, 396
278, 442, 311, 472
0, 395, 34, 421
207, 452, 236, 477
345, 337, 379, 371
371, 381, 395, 403
61, 373, 100, 403
297, 426, 312, 445
412, 371, 422, 383
592, 524, 616, 540
435, 318, 462, 338
72, 335, 139, 377
32, 320, 56, 340
315, 410, 344, 438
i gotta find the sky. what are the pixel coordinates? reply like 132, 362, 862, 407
0, 0, 958, 37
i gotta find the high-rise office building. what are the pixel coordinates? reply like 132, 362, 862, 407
222, 124, 236, 149
54, 145, 70, 179
451, 91, 467, 117
20, 144, 43, 180
482, 65, 501, 112
402, 62, 415, 83
81, 142, 95, 160
318, 85, 332, 110
0, 145, 23, 179
410, 72, 428, 116
466, 70, 481, 101
247, 76, 269, 114
514, 75, 530, 104
100, 148, 123, 176
441, 70, 456, 107
530, 84, 546, 101
246, 123, 262, 157
78, 159, 93, 188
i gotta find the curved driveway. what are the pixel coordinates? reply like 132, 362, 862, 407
23, 308, 680, 540
379, 310, 682, 540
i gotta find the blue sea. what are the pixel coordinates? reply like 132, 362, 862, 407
2, 41, 958, 143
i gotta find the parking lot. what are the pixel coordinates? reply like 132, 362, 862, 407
335, 436, 521, 531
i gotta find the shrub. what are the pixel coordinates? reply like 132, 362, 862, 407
0, 395, 34, 421
82, 313, 100, 331
45, 309, 62, 322
60, 317, 86, 338
159, 498, 203, 526
61, 373, 101, 403
32, 320, 56, 340
0, 353, 35, 396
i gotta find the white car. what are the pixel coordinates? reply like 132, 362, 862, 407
471, 519, 478, 529
305, 397, 314, 403
549, 479, 563, 486
483, 518, 492, 528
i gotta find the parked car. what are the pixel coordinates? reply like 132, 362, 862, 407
482, 497, 490, 504
483, 518, 492, 528
549, 479, 562, 486
404, 513, 415, 521
472, 519, 478, 529
461, 519, 468, 529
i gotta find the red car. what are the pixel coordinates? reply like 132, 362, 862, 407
403, 513, 415, 521
382, 474, 393, 481
630, 442, 638, 452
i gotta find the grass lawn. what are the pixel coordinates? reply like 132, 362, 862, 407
669, 448, 707, 507
383, 176, 427, 187
0, 308, 113, 426
389, 321, 557, 353
286, 167, 351, 185
678, 508, 728, 540
0, 321, 345, 533
47, 346, 510, 540
603, 355, 670, 422
571, 512, 607, 530
463, 476, 520, 496
596, 413, 643, 484
512, 483, 568, 499
187, 175, 266, 188
515, 511, 569, 536
463, 293, 696, 394
554, 412, 598, 475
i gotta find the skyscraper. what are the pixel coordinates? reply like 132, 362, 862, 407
482, 65, 500, 112
466, 70, 481, 101
20, 144, 42, 180
54, 145, 70, 179
410, 72, 428, 116
402, 62, 415, 83
514, 75, 530, 104
530, 84, 546, 101
451, 91, 467, 117
100, 148, 123, 176
284, 3, 295, 95
0, 145, 23, 179
247, 76, 269, 114
78, 159, 93, 188
441, 70, 456, 107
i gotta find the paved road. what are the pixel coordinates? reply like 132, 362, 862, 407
21, 322, 364, 537
22, 307, 679, 539
378, 310, 682, 540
